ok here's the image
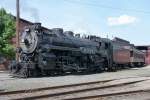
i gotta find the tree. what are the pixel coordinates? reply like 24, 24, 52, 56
0, 8, 15, 59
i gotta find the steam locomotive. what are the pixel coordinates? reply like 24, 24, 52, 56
10, 23, 145, 77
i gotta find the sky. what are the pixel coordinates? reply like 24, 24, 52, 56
0, 0, 150, 45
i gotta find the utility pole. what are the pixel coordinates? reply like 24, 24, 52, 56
16, 0, 20, 61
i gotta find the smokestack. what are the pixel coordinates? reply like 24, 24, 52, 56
33, 22, 42, 30
34, 22, 41, 26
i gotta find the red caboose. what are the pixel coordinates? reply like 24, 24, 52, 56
112, 37, 145, 67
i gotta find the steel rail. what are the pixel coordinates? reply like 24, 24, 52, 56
11, 79, 147, 100
64, 89, 150, 100
0, 79, 114, 95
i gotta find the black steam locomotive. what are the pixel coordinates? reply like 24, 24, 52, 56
10, 23, 145, 77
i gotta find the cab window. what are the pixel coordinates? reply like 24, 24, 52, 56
105, 43, 109, 49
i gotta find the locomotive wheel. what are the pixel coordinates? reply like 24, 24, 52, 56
111, 66, 117, 72
72, 70, 78, 75
140, 62, 145, 67
113, 63, 118, 71
58, 70, 66, 76
108, 65, 117, 72
17, 67, 29, 78
9, 62, 21, 74
96, 67, 104, 73
10, 64, 20, 74
29, 69, 39, 77
17, 67, 38, 78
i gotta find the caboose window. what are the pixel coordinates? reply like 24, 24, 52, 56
99, 42, 101, 46
49, 34, 57, 37
130, 51, 133, 57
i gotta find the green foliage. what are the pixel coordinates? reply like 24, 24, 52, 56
0, 8, 15, 59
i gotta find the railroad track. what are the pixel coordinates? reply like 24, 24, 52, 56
65, 89, 150, 100
0, 77, 149, 100
0, 78, 114, 95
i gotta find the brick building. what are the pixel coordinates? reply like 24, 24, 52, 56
0, 16, 50, 70
11, 16, 50, 47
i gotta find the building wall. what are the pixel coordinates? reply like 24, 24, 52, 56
0, 17, 51, 70
11, 18, 50, 47
145, 49, 150, 65
0, 18, 33, 70
11, 18, 33, 47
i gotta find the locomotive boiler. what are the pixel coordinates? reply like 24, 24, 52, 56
10, 23, 113, 77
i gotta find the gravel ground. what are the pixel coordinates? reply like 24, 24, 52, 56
90, 92, 150, 100
0, 65, 150, 92
45, 79, 150, 100
1, 77, 149, 100
102, 92, 150, 100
